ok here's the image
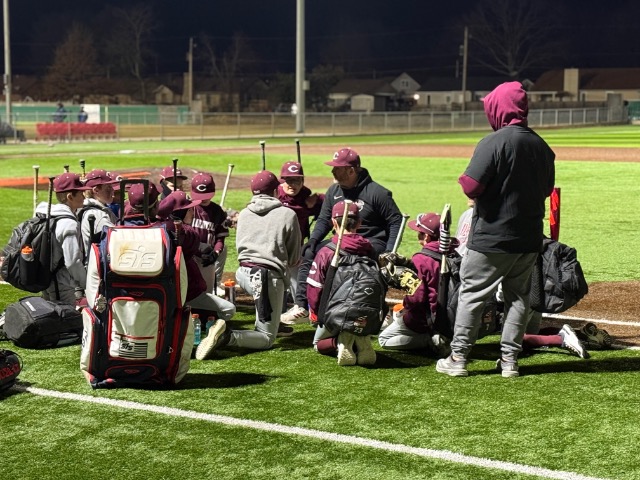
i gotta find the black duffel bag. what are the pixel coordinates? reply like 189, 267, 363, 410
4, 296, 83, 349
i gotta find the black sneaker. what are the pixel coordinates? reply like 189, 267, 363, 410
277, 323, 294, 337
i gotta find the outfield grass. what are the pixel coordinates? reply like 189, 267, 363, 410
1, 126, 640, 479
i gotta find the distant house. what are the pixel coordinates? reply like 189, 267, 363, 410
153, 85, 178, 105
328, 72, 420, 112
529, 68, 640, 103
414, 76, 514, 110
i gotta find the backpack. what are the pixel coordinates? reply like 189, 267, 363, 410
321, 244, 387, 336
1, 213, 76, 294
77, 204, 112, 247
80, 222, 193, 389
530, 238, 589, 314
4, 296, 83, 349
419, 249, 499, 339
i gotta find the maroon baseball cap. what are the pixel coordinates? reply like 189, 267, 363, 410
331, 200, 359, 219
84, 169, 119, 188
53, 173, 91, 193
250, 170, 280, 195
190, 172, 216, 201
156, 191, 201, 219
160, 166, 188, 180
107, 171, 124, 191
408, 212, 440, 237
280, 161, 304, 178
325, 148, 361, 168
128, 182, 160, 209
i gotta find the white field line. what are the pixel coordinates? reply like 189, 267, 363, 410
18, 385, 608, 480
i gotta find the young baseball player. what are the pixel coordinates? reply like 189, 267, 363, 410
277, 160, 324, 320
159, 165, 188, 199
78, 169, 118, 259
154, 191, 236, 345
378, 212, 456, 356
195, 171, 301, 360
123, 181, 161, 224
307, 201, 378, 366
188, 172, 229, 296
34, 173, 90, 306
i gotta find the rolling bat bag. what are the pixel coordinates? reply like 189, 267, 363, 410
80, 222, 193, 389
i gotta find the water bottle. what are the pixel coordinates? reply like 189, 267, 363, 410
205, 316, 216, 334
224, 280, 236, 304
192, 313, 201, 346
21, 245, 34, 261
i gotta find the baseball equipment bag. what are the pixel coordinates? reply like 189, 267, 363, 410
0, 349, 22, 392
419, 249, 499, 339
530, 238, 589, 314
321, 244, 386, 336
80, 222, 192, 389
1, 214, 75, 293
4, 296, 83, 348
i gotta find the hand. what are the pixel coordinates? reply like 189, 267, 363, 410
301, 239, 318, 260
202, 250, 219, 267
305, 193, 320, 209
223, 209, 240, 229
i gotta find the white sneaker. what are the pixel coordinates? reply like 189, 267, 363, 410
354, 335, 376, 365
280, 304, 309, 325
337, 332, 356, 366
559, 324, 590, 359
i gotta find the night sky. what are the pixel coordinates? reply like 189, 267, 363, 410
5, 0, 640, 80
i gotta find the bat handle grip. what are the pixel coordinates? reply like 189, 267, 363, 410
439, 229, 451, 254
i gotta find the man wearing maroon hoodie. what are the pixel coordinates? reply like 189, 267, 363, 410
307, 201, 378, 366
436, 81, 555, 378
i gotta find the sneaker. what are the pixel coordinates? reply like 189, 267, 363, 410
276, 323, 294, 337
280, 305, 309, 325
559, 324, 590, 359
195, 319, 231, 360
337, 331, 356, 366
353, 335, 376, 365
215, 286, 226, 297
496, 358, 519, 378
435, 355, 468, 377
577, 322, 613, 350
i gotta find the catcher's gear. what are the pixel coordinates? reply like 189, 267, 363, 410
378, 252, 411, 268
381, 263, 421, 295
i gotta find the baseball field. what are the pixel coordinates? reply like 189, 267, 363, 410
1, 125, 639, 479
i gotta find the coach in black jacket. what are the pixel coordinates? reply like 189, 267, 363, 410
281, 147, 403, 324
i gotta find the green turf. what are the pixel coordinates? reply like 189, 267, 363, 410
1, 126, 639, 479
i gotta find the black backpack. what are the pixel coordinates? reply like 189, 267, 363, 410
322, 245, 387, 336
530, 238, 589, 314
419, 249, 499, 339
1, 213, 76, 293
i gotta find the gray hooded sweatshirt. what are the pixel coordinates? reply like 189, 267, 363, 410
236, 195, 301, 286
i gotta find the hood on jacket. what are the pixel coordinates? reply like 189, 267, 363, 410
35, 202, 77, 217
483, 81, 528, 131
247, 194, 283, 215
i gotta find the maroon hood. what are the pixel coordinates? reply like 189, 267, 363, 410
483, 81, 528, 131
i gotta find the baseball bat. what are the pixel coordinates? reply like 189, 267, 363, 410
172, 158, 179, 191
63, 165, 70, 173
220, 164, 235, 208
392, 214, 410, 254
434, 203, 452, 331
33, 165, 40, 215
295, 138, 301, 164
259, 140, 266, 170
317, 200, 352, 325
79, 159, 86, 181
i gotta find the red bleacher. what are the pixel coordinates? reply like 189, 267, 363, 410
36, 122, 117, 141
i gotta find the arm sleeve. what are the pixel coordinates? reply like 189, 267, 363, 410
286, 213, 302, 267
458, 174, 485, 198
308, 189, 334, 244
377, 190, 403, 252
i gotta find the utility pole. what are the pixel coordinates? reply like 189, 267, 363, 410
187, 36, 194, 110
3, 0, 12, 125
461, 26, 469, 112
295, 0, 305, 133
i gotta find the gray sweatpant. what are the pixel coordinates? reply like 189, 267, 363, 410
450, 249, 537, 361
231, 266, 285, 350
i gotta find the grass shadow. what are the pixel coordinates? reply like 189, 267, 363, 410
180, 371, 274, 389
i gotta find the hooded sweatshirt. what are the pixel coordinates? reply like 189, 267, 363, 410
458, 81, 555, 253
308, 168, 402, 255
35, 202, 86, 294
236, 195, 301, 285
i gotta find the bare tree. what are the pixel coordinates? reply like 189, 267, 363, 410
463, 0, 563, 79
103, 4, 159, 102
42, 23, 100, 101
197, 32, 256, 110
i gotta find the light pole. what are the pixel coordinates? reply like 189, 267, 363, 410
3, 0, 12, 125
460, 26, 469, 112
295, 0, 305, 133
187, 36, 195, 111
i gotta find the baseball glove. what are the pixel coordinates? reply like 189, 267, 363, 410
380, 264, 422, 295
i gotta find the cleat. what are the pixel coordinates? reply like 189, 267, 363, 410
559, 324, 590, 359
